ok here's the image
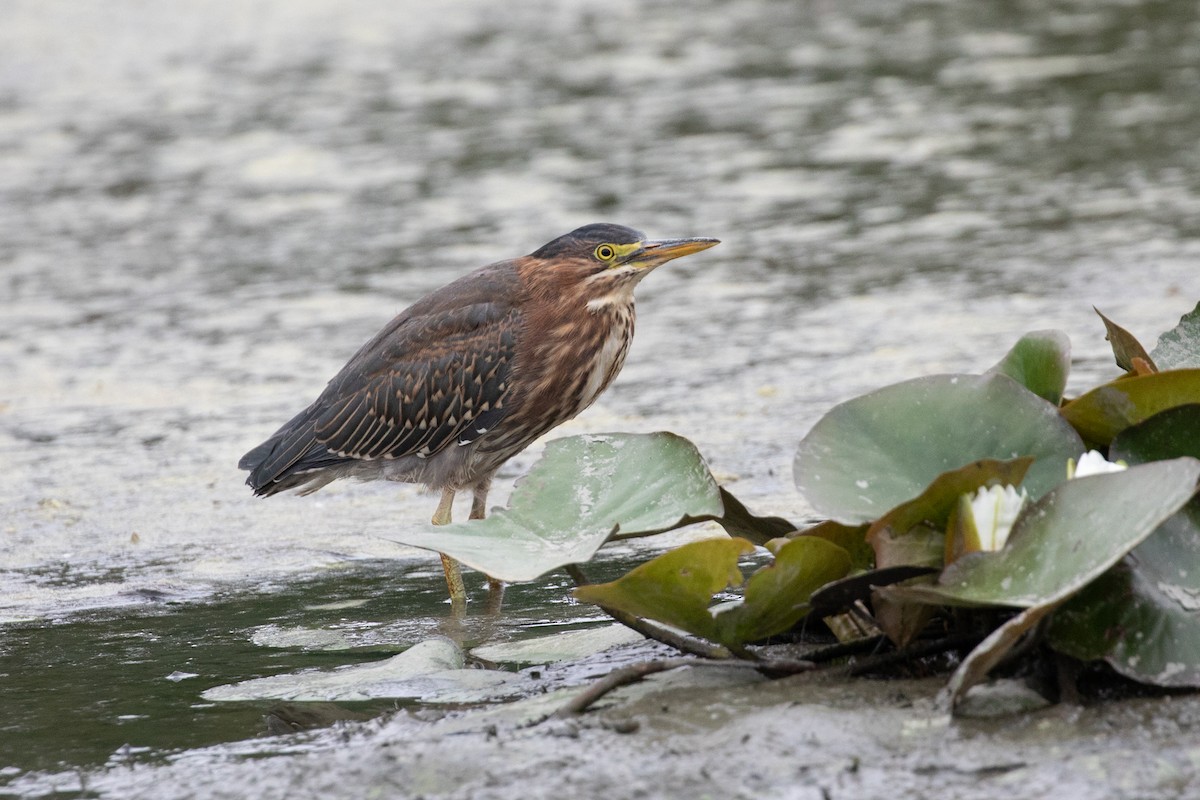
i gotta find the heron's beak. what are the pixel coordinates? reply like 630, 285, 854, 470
629, 237, 720, 269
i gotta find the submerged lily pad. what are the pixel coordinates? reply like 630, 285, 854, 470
391, 433, 725, 582
987, 329, 1072, 404
199, 637, 523, 702
1047, 408, 1200, 687
1059, 369, 1200, 447
882, 459, 1200, 609
795, 373, 1083, 524
471, 624, 644, 665
1151, 301, 1200, 370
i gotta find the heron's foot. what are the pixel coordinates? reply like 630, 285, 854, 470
440, 552, 468, 614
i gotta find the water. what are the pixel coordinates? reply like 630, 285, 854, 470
0, 557, 638, 774
2, 0, 1199, 794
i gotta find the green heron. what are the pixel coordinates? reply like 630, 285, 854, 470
239, 223, 719, 604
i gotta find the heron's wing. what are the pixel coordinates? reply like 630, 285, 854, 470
313, 301, 516, 460
241, 263, 520, 492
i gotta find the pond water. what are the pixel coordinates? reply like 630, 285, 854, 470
0, 558, 637, 775
2, 0, 1199, 796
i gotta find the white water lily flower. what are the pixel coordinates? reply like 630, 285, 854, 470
966, 484, 1029, 552
1068, 450, 1128, 479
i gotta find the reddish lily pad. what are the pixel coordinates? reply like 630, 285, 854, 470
1059, 369, 1200, 447
1095, 307, 1157, 374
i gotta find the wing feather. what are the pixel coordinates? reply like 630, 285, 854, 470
241, 262, 522, 494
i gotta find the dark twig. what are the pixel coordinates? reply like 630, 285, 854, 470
549, 656, 815, 720
564, 563, 733, 660
800, 635, 889, 664
551, 658, 691, 718
845, 632, 984, 677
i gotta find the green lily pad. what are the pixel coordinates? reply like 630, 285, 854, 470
1047, 408, 1200, 687
1151, 301, 1200, 370
987, 329, 1072, 404
1110, 404, 1200, 464
573, 538, 754, 643
871, 522, 945, 571
788, 519, 874, 572
795, 373, 1083, 524
574, 536, 852, 647
1094, 308, 1157, 374
393, 433, 725, 583
1047, 500, 1200, 687
1059, 369, 1200, 447
882, 458, 1200, 609
713, 537, 852, 644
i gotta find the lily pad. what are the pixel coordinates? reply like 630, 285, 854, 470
1110, 404, 1200, 464
573, 538, 754, 643
882, 458, 1200, 609
199, 637, 526, 703
795, 373, 1083, 524
1047, 500, 1200, 687
708, 487, 798, 545
713, 537, 852, 644
788, 519, 874, 572
987, 329, 1072, 403
250, 625, 357, 651
574, 537, 852, 647
1151, 301, 1200, 370
1059, 369, 1200, 447
392, 433, 725, 582
471, 624, 644, 665
1047, 408, 1200, 687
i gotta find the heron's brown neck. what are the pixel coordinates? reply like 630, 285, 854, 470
503, 264, 639, 441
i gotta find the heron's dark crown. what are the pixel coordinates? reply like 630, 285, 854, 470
529, 223, 645, 259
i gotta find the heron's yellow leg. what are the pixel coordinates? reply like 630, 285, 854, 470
470, 481, 505, 606
432, 488, 466, 607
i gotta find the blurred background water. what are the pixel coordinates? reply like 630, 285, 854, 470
2, 0, 1198, 783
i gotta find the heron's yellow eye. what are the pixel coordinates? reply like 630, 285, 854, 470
594, 244, 616, 261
